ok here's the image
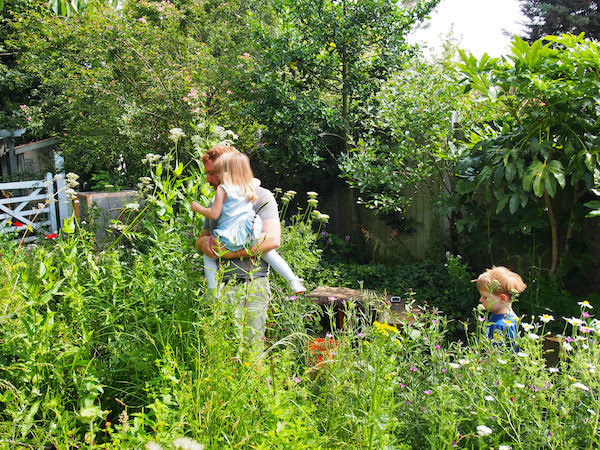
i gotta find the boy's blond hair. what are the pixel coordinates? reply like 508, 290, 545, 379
214, 151, 257, 202
476, 266, 526, 299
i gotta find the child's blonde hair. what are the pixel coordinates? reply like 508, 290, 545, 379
214, 151, 257, 202
476, 266, 527, 299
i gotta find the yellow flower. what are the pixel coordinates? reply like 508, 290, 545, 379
373, 321, 398, 335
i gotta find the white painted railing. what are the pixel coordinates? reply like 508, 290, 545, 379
0, 172, 70, 242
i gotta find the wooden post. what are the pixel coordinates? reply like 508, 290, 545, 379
46, 172, 58, 233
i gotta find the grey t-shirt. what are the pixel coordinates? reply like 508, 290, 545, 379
202, 186, 279, 280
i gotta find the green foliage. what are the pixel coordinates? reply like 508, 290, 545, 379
340, 47, 495, 231
312, 253, 476, 324
248, 0, 440, 177
520, 0, 600, 42
457, 34, 600, 273
8, 0, 270, 186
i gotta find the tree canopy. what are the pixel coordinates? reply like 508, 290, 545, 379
519, 0, 600, 41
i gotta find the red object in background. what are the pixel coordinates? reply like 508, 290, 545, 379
13, 221, 23, 227
308, 338, 338, 366
45, 233, 58, 239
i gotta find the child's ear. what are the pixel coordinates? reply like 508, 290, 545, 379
500, 293, 509, 303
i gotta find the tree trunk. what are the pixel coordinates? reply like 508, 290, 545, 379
544, 192, 559, 275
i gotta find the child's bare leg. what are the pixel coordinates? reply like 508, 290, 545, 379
261, 250, 305, 294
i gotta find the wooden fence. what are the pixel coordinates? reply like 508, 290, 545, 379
0, 172, 70, 242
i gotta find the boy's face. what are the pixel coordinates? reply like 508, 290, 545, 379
478, 289, 508, 314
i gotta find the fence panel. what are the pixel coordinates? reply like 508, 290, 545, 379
0, 172, 64, 241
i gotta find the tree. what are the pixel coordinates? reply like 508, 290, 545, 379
247, 0, 440, 178
10, 0, 272, 186
339, 45, 495, 245
458, 34, 600, 274
520, 0, 600, 41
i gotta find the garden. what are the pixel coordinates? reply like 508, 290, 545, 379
2, 0, 600, 448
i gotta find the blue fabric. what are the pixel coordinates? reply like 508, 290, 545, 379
213, 183, 262, 251
486, 313, 519, 348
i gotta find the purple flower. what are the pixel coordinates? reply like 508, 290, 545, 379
344, 235, 350, 243
326, 333, 333, 338
400, 383, 406, 388
293, 377, 301, 384
328, 296, 338, 301
435, 345, 440, 350
357, 332, 365, 338
478, 317, 485, 322
424, 390, 432, 395
583, 311, 590, 318
410, 366, 417, 372
288, 295, 297, 300
441, 368, 447, 373
320, 231, 328, 237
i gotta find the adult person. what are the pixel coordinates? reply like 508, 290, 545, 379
196, 145, 281, 359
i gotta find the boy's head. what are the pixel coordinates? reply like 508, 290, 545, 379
475, 266, 526, 314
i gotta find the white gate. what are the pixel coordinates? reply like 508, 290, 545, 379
0, 172, 70, 242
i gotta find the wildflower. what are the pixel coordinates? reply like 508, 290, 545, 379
142, 153, 162, 165
285, 190, 297, 197
400, 383, 405, 388
287, 296, 297, 301
172, 437, 204, 450
588, 409, 597, 416
449, 363, 460, 369
45, 232, 58, 239
357, 332, 365, 338
458, 359, 469, 365
66, 172, 80, 188
307, 198, 318, 206
435, 345, 441, 350
563, 342, 573, 352
548, 367, 559, 373
66, 188, 78, 201
145, 442, 162, 450
424, 390, 432, 395
169, 128, 186, 142
484, 395, 494, 401
476, 425, 493, 437
497, 358, 507, 364
499, 446, 512, 450
578, 300, 593, 309
572, 382, 589, 392
580, 325, 593, 334
307, 191, 318, 198
521, 323, 534, 332
527, 332, 540, 340
328, 296, 337, 301
13, 221, 23, 227
540, 314, 554, 323
564, 317, 584, 327
515, 383, 525, 389
583, 311, 590, 318
326, 333, 333, 338
410, 366, 417, 372
516, 352, 528, 358
293, 377, 301, 384
373, 321, 398, 335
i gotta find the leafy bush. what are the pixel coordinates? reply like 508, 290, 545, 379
312, 253, 476, 324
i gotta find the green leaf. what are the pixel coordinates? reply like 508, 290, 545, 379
156, 162, 163, 177
543, 171, 557, 197
509, 194, 520, 214
505, 162, 515, 183
175, 162, 183, 176
496, 194, 508, 214
62, 215, 76, 234
533, 173, 544, 197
